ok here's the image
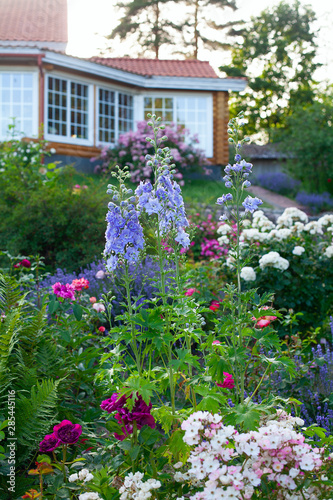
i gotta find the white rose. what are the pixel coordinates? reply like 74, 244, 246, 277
292, 246, 305, 256
240, 266, 256, 281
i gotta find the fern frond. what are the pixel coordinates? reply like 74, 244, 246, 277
0, 273, 26, 313
0, 309, 21, 390
16, 379, 61, 456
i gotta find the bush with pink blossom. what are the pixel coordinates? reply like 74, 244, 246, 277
93, 120, 209, 183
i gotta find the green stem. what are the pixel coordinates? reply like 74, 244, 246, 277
247, 365, 270, 403
124, 264, 141, 375
62, 444, 67, 483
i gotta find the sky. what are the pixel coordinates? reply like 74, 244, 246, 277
66, 0, 333, 83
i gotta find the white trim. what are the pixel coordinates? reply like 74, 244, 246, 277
44, 73, 93, 146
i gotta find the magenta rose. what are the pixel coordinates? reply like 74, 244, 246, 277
53, 420, 82, 445
100, 393, 127, 413
39, 432, 61, 452
20, 259, 31, 268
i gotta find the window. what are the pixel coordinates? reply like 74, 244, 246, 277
46, 76, 91, 143
144, 96, 173, 123
118, 93, 133, 133
98, 88, 115, 143
143, 95, 212, 156
0, 72, 37, 139
97, 88, 134, 145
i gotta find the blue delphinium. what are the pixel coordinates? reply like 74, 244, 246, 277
104, 167, 145, 272
135, 137, 190, 250
242, 195, 263, 214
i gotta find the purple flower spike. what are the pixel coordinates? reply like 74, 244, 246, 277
242, 195, 263, 214
53, 420, 82, 445
39, 433, 61, 453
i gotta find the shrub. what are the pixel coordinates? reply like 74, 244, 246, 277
0, 166, 109, 273
256, 171, 300, 196
93, 120, 209, 183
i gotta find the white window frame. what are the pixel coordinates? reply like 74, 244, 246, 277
44, 74, 94, 146
96, 85, 135, 147
140, 92, 213, 157
0, 69, 39, 140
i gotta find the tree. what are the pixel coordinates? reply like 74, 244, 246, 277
106, 0, 183, 59
278, 89, 333, 194
220, 1, 320, 140
180, 0, 238, 59
106, 0, 240, 59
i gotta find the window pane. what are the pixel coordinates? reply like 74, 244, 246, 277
47, 77, 67, 137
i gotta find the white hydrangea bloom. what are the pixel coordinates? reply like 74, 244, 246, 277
292, 246, 305, 256
240, 267, 256, 281
318, 214, 333, 226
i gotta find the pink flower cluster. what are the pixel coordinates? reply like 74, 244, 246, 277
52, 282, 76, 301
52, 278, 90, 301
216, 372, 235, 389
71, 277, 90, 291
180, 411, 331, 499
201, 238, 227, 260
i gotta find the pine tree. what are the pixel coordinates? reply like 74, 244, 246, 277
106, 0, 183, 59
181, 0, 238, 59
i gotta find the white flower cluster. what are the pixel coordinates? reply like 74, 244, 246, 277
292, 246, 305, 256
276, 207, 308, 227
78, 493, 101, 500
324, 245, 333, 258
69, 468, 94, 483
180, 411, 330, 500
119, 472, 161, 500
259, 251, 289, 271
240, 266, 256, 281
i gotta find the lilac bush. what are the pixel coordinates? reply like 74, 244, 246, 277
93, 120, 209, 183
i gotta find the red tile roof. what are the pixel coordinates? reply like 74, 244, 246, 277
90, 57, 219, 78
0, 0, 68, 43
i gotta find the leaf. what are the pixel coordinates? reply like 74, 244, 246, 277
138, 426, 162, 446
224, 403, 262, 431
166, 429, 190, 462
72, 303, 83, 321
129, 444, 141, 461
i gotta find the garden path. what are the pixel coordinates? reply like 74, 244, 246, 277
248, 185, 307, 211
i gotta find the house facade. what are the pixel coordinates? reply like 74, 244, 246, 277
0, 0, 246, 168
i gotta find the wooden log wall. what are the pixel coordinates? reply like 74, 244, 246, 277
213, 91, 229, 166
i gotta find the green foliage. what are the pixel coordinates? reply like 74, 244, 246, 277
0, 123, 61, 202
0, 166, 109, 273
278, 91, 333, 193
220, 0, 319, 138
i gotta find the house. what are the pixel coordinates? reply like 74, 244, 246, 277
0, 0, 247, 171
